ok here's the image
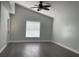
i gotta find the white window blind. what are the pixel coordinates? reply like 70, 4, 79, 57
26, 21, 40, 37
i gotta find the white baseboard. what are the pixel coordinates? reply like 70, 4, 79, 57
0, 44, 7, 53
52, 41, 79, 55
8, 40, 51, 43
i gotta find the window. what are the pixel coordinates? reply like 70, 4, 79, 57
26, 21, 40, 37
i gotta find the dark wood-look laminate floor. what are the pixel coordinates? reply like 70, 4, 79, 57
0, 42, 79, 57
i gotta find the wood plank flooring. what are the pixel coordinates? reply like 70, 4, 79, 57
0, 42, 79, 57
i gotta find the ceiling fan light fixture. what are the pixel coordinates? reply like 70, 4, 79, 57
31, 1, 51, 11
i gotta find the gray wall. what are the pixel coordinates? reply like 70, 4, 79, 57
52, 1, 79, 53
10, 4, 52, 42
0, 2, 1, 50
0, 2, 9, 52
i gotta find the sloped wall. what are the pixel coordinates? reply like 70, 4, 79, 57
10, 4, 53, 42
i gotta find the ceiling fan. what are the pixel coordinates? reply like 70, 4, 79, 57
31, 1, 51, 11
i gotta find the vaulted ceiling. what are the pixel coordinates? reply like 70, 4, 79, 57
15, 1, 55, 18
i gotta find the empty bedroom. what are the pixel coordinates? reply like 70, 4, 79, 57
0, 1, 79, 57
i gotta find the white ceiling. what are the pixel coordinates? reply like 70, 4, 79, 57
15, 1, 55, 18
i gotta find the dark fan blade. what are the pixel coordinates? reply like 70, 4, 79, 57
37, 8, 41, 11
37, 9, 40, 11
43, 7, 50, 10
43, 5, 51, 7
45, 3, 50, 5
